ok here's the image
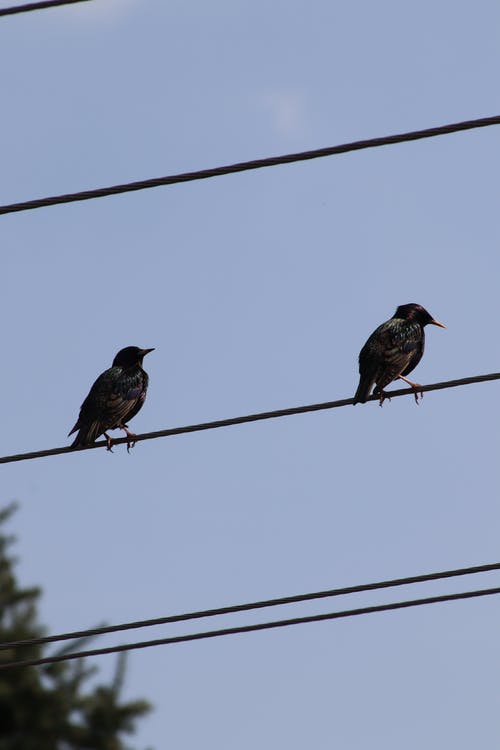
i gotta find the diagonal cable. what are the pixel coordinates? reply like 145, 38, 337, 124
0, 0, 91, 16
0, 116, 499, 215
0, 372, 498, 465
0, 561, 499, 652
1, 586, 499, 670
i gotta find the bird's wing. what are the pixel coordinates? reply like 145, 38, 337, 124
68, 370, 112, 436
358, 321, 416, 371
69, 368, 138, 434
376, 321, 422, 374
388, 324, 421, 352
100, 375, 146, 427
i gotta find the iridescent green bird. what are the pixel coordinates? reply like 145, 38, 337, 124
353, 304, 445, 406
69, 346, 154, 451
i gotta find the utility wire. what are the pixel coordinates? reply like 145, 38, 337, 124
0, 0, 91, 16
0, 371, 498, 465
0, 115, 498, 215
0, 12, 493, 680
1, 561, 499, 653
2, 586, 499, 670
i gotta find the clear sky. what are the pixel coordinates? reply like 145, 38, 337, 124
1, 1, 499, 747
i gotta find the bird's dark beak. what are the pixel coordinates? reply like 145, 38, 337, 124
430, 319, 446, 329
141, 348, 155, 355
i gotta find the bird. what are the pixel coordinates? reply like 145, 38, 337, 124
69, 346, 155, 451
353, 303, 445, 406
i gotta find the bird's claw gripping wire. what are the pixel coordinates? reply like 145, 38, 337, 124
377, 390, 391, 407
121, 426, 137, 453
398, 375, 424, 404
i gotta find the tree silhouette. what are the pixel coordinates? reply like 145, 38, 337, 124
0, 502, 152, 750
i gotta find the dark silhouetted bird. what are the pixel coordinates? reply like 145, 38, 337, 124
69, 346, 154, 451
353, 304, 445, 406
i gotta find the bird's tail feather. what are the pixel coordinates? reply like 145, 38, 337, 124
353, 377, 374, 404
70, 421, 103, 447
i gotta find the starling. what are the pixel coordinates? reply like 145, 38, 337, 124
353, 304, 445, 406
69, 346, 154, 451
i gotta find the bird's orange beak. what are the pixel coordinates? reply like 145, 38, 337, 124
430, 319, 446, 329
142, 348, 155, 355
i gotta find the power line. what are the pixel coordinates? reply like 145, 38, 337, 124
0, 371, 498, 465
0, 0, 91, 16
0, 115, 498, 216
0, 7, 494, 695
1, 561, 499, 653
2, 585, 499, 671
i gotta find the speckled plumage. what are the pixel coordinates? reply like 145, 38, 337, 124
69, 346, 154, 449
353, 304, 445, 405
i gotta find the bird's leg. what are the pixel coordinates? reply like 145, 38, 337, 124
104, 433, 114, 452
398, 375, 424, 404
121, 426, 137, 453
378, 390, 391, 407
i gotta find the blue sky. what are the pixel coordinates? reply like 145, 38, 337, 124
1, 1, 500, 747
